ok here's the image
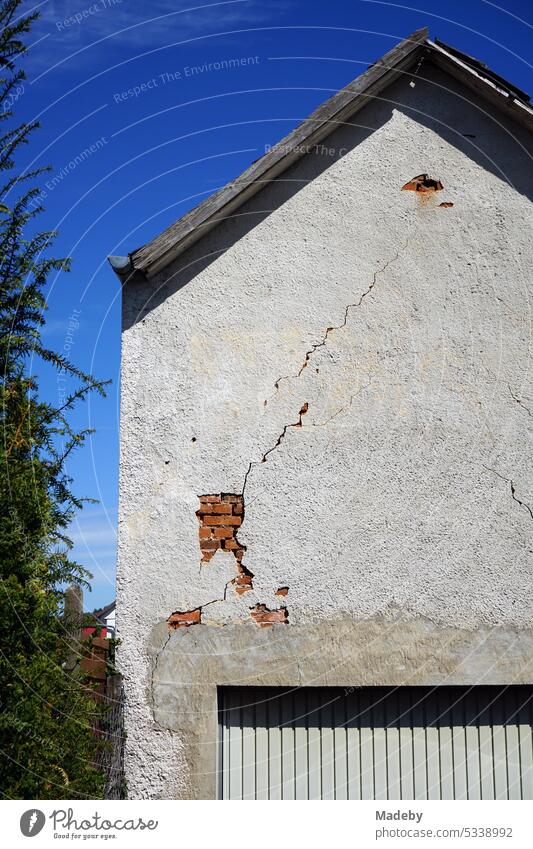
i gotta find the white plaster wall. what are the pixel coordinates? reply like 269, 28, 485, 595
116, 64, 533, 797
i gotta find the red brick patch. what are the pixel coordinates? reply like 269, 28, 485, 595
235, 572, 253, 595
167, 608, 201, 629
250, 604, 288, 627
196, 494, 254, 593
401, 174, 443, 193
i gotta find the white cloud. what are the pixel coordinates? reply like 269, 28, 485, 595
26, 0, 290, 76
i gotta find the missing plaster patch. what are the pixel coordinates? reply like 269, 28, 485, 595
402, 174, 443, 193
196, 494, 254, 593
250, 604, 288, 627
439, 202, 454, 208
276, 586, 289, 596
167, 608, 201, 629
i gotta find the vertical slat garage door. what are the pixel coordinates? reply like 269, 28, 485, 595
218, 685, 533, 800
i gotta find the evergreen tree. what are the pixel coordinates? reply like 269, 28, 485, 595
0, 0, 108, 799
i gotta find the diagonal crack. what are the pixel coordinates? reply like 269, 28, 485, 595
510, 481, 533, 521
243, 239, 411, 497
169, 579, 236, 625
261, 402, 308, 463
273, 240, 410, 391
483, 466, 533, 521
509, 385, 533, 418
242, 404, 309, 496
197, 242, 413, 626
203, 579, 236, 606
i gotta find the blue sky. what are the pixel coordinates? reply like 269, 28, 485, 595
17, 0, 532, 610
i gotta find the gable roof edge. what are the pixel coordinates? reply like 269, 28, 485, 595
116, 27, 429, 281
110, 26, 533, 284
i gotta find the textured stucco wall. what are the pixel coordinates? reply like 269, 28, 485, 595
116, 62, 533, 798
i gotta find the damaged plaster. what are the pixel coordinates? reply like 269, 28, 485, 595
273, 242, 410, 391
117, 62, 533, 798
401, 173, 444, 192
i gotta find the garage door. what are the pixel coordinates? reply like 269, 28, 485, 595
218, 685, 533, 800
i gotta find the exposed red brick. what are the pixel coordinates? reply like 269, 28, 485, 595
224, 515, 242, 526
200, 538, 218, 549
250, 604, 288, 627
214, 526, 233, 539
200, 513, 242, 526
167, 608, 201, 629
275, 586, 289, 596
209, 502, 233, 514
202, 514, 230, 526
200, 536, 220, 562
439, 201, 454, 208
401, 174, 443, 193
235, 572, 253, 594
197, 493, 254, 593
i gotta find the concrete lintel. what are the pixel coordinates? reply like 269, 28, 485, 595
149, 617, 533, 799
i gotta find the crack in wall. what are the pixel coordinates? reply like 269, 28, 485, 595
151, 632, 171, 725
273, 240, 410, 392
261, 402, 309, 463
510, 481, 533, 521
176, 241, 413, 632
167, 580, 236, 630
233, 241, 413, 620
242, 241, 412, 498
241, 400, 311, 498
484, 466, 533, 521
509, 385, 533, 418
